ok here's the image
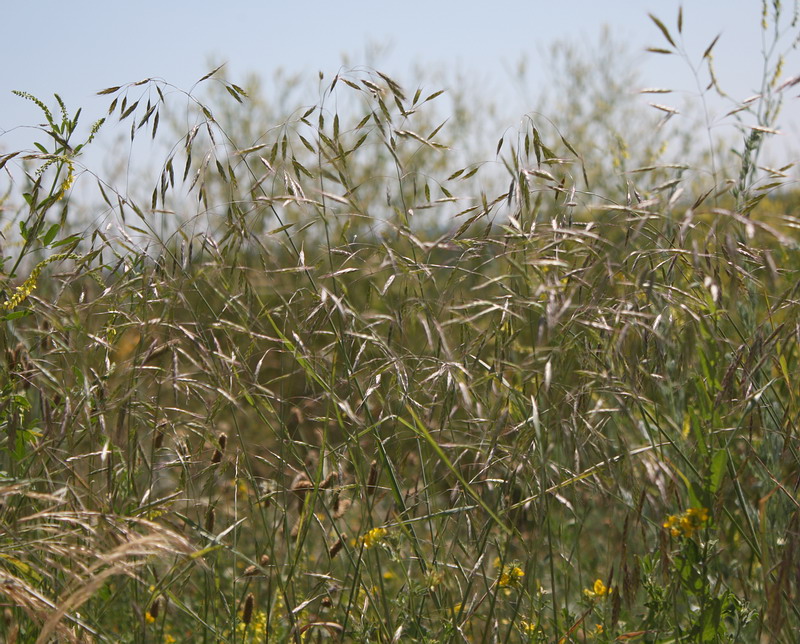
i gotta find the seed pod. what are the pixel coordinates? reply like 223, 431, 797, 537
332, 493, 351, 520
153, 422, 165, 450
611, 587, 621, 628
259, 554, 270, 566
149, 597, 160, 620
242, 592, 254, 625
291, 474, 314, 509
321, 471, 338, 490
205, 508, 215, 533
329, 534, 346, 559
366, 460, 378, 497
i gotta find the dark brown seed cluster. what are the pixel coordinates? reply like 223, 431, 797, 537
366, 460, 378, 497
242, 592, 254, 625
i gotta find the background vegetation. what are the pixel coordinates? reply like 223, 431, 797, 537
2, 4, 800, 642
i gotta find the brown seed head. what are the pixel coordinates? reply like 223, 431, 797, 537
332, 493, 351, 520
366, 460, 378, 496
329, 534, 346, 559
242, 592, 254, 625
321, 471, 339, 490
149, 597, 160, 620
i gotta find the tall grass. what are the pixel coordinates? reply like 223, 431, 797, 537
1, 5, 800, 642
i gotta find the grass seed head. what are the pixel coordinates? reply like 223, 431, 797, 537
242, 592, 254, 625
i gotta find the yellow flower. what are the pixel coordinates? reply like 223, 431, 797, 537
497, 564, 525, 588
361, 527, 388, 549
663, 507, 709, 538
583, 578, 612, 599
2, 253, 80, 311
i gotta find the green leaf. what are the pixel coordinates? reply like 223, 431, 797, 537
1, 310, 30, 321
709, 449, 726, 495
41, 223, 60, 246
699, 596, 724, 641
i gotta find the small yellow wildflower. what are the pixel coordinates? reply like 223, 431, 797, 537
56, 160, 75, 200
145, 612, 156, 624
663, 507, 709, 538
497, 564, 525, 588
1, 253, 80, 311
361, 527, 388, 549
583, 578, 612, 599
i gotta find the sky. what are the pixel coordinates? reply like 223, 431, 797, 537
2, 1, 799, 168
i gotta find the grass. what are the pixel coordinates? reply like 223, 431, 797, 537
2, 6, 800, 642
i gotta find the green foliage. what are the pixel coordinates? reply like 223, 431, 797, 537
1, 5, 800, 642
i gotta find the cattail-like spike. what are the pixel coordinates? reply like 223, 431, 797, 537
366, 460, 378, 497
329, 534, 346, 559
242, 592, 254, 625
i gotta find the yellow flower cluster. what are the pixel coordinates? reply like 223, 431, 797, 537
55, 159, 75, 201
583, 579, 612, 599
497, 564, 525, 588
362, 527, 388, 549
2, 253, 79, 311
663, 507, 709, 538
519, 620, 542, 635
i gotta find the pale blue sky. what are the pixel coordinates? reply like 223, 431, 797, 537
2, 1, 798, 163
